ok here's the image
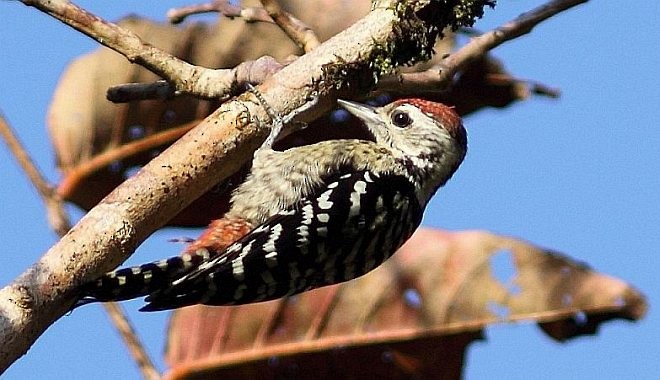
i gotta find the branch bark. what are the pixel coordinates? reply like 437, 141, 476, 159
260, 0, 321, 52
168, 0, 275, 25
0, 112, 160, 377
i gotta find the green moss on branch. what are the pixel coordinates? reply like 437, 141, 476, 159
325, 0, 496, 93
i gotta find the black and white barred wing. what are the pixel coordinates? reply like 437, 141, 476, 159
142, 170, 423, 311
75, 246, 217, 307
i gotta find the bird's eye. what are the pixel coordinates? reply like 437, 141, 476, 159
391, 110, 412, 128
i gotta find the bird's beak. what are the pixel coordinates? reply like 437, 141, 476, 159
337, 100, 385, 142
337, 99, 380, 124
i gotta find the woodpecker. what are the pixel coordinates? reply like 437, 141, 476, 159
76, 97, 467, 311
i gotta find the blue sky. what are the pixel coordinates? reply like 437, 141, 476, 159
1, 1, 658, 378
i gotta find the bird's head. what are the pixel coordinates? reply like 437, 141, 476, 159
338, 98, 467, 204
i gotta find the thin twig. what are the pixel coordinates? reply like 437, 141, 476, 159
378, 0, 589, 92
168, 0, 273, 24
0, 111, 71, 235
107, 81, 176, 102
103, 303, 161, 380
487, 73, 561, 98
259, 0, 320, 52
106, 56, 285, 103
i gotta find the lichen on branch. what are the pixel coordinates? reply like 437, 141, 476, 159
324, 0, 496, 92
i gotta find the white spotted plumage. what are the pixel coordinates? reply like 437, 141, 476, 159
316, 213, 330, 223
301, 204, 314, 225
317, 189, 334, 210
230, 240, 255, 280
263, 223, 282, 254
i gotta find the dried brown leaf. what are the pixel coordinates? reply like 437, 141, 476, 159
164, 228, 646, 379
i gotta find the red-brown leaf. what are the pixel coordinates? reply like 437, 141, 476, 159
164, 227, 646, 379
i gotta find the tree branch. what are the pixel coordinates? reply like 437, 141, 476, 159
102, 303, 161, 380
260, 0, 321, 52
0, 112, 160, 377
106, 56, 285, 103
0, 111, 70, 235
378, 0, 589, 92
168, 0, 274, 25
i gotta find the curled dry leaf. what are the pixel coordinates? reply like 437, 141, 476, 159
47, 0, 552, 227
164, 227, 646, 379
